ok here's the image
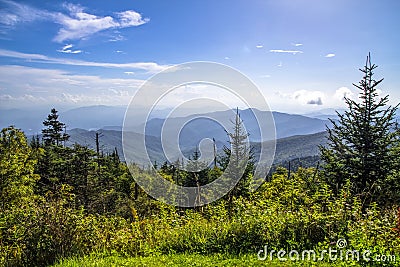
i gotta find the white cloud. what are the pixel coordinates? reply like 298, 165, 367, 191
276, 86, 380, 110
0, 65, 252, 111
292, 43, 303, 47
275, 90, 325, 106
124, 71, 135, 75
62, 3, 84, 14
117, 10, 149, 27
0, 48, 168, 73
270, 49, 303, 55
53, 13, 117, 42
334, 87, 353, 100
0, 13, 18, 26
285, 90, 325, 105
0, 1, 149, 42
293, 90, 324, 105
0, 93, 47, 102
325, 53, 335, 58
0, 49, 48, 60
0, 0, 47, 26
109, 34, 126, 42
54, 4, 149, 42
57, 44, 82, 54
154, 83, 248, 110
0, 65, 144, 107
256, 45, 263, 48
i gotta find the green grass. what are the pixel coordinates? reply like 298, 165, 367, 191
52, 253, 354, 267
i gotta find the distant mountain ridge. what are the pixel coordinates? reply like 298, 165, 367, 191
0, 105, 171, 134
64, 128, 328, 167
1, 105, 398, 136
135, 108, 332, 145
2, 106, 334, 143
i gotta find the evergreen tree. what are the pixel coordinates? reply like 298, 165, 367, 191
171, 159, 186, 186
36, 145, 73, 195
160, 161, 173, 175
30, 134, 41, 149
42, 108, 70, 146
220, 109, 255, 202
37, 109, 82, 196
70, 144, 96, 210
184, 147, 209, 187
320, 53, 399, 205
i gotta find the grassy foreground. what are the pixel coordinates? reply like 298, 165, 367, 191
52, 253, 354, 267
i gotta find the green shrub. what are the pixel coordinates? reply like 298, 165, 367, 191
2, 168, 399, 266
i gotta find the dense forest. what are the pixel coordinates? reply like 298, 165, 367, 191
1, 56, 400, 266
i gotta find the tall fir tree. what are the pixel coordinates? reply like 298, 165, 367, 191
320, 53, 399, 205
220, 108, 255, 205
42, 108, 70, 146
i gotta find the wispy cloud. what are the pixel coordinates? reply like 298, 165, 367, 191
54, 3, 149, 42
0, 1, 149, 42
270, 49, 303, 55
0, 0, 47, 26
108, 34, 126, 42
256, 45, 263, 48
292, 43, 303, 47
57, 44, 82, 54
0, 65, 144, 107
0, 49, 168, 73
277, 90, 324, 106
325, 53, 335, 58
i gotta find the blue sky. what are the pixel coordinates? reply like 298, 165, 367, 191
0, 0, 399, 113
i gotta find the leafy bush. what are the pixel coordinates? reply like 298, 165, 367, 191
2, 167, 400, 266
